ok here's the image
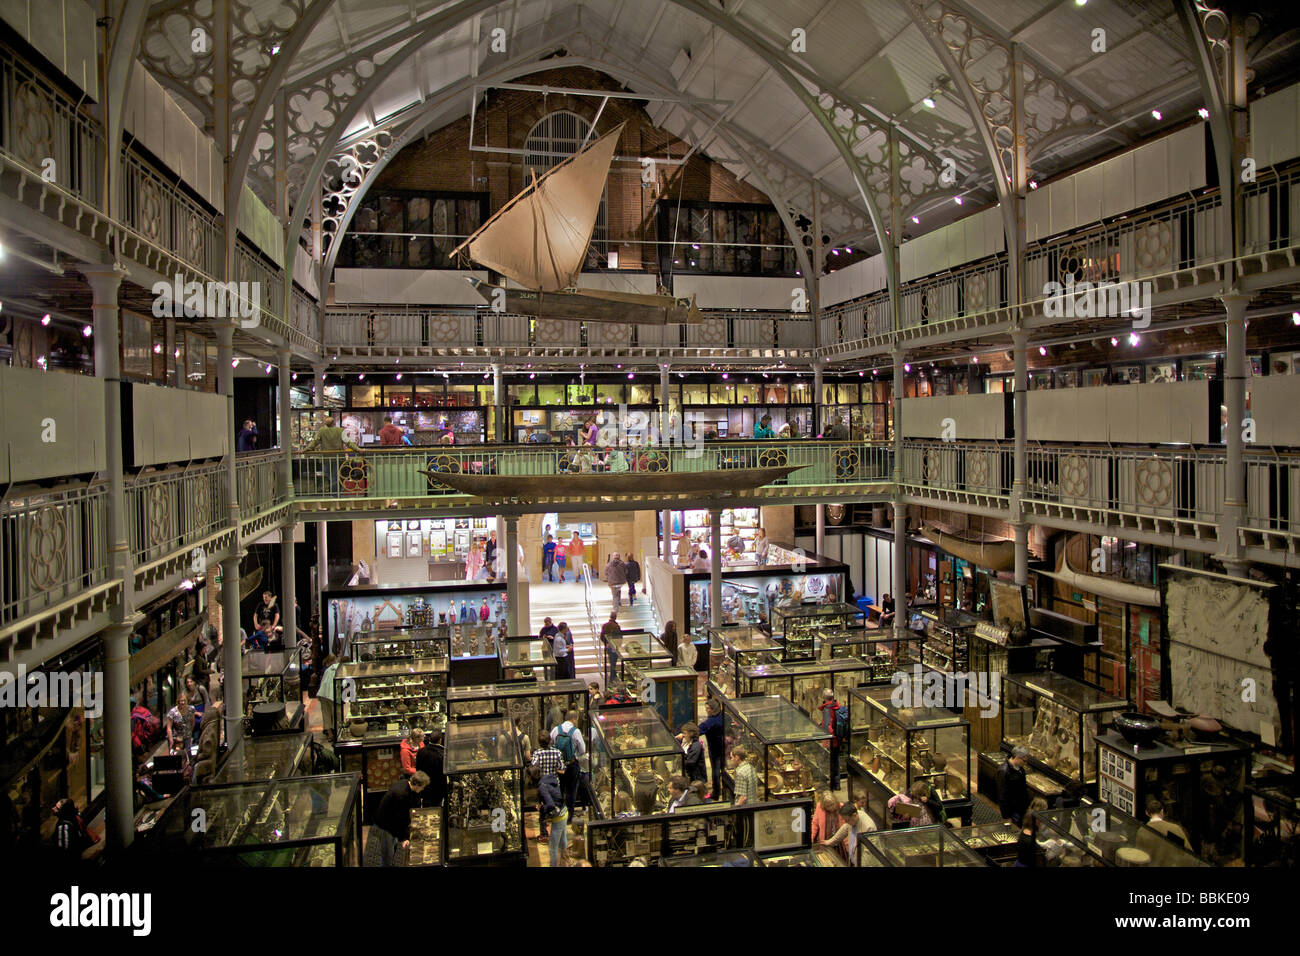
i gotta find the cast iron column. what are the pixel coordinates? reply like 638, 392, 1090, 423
505, 515, 520, 634
710, 508, 723, 630
1012, 329, 1029, 585
660, 362, 672, 562
84, 265, 136, 852
1220, 291, 1253, 574
891, 350, 908, 640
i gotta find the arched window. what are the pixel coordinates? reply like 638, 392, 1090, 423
524, 110, 608, 271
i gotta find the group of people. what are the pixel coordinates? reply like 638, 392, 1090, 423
675, 527, 768, 569
537, 617, 577, 680
366, 726, 448, 866
540, 527, 586, 582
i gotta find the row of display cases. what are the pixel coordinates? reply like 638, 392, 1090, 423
325, 582, 513, 661
681, 556, 850, 635
720, 695, 832, 805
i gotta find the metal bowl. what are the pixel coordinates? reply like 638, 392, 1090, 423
1114, 711, 1161, 747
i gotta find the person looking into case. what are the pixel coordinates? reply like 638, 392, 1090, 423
821, 801, 877, 865
366, 771, 429, 867
998, 746, 1031, 826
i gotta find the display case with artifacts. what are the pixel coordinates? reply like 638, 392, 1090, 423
333, 657, 449, 803
784, 658, 871, 719
952, 822, 1022, 866
351, 627, 451, 665
240, 649, 304, 726
770, 602, 860, 661
1247, 770, 1298, 867
760, 844, 847, 867
1035, 805, 1209, 866
921, 608, 978, 675
722, 695, 831, 803
730, 660, 793, 699
206, 730, 311, 787
1000, 672, 1126, 787
443, 715, 525, 864
324, 581, 508, 661
585, 797, 813, 866
605, 634, 673, 691
1095, 728, 1248, 865
846, 685, 973, 825
968, 621, 1058, 678
640, 666, 699, 730
148, 773, 362, 866
858, 824, 986, 867
683, 558, 849, 635
407, 807, 442, 867
589, 704, 683, 819
496, 636, 558, 682
707, 626, 783, 698
446, 679, 588, 754
661, 848, 760, 867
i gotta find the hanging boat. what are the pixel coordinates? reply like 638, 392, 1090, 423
921, 524, 1017, 571
1037, 553, 1161, 606
417, 465, 804, 500
454, 122, 704, 325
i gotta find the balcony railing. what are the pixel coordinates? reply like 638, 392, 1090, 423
121, 150, 223, 278
1244, 451, 1300, 537
1, 484, 110, 628
236, 451, 288, 519
899, 440, 1012, 499
125, 463, 231, 567
0, 45, 103, 207
290, 440, 892, 501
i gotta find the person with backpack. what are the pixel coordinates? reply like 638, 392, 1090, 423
624, 555, 641, 605
51, 798, 96, 862
818, 689, 847, 790
130, 699, 161, 758
530, 735, 566, 839
550, 711, 587, 813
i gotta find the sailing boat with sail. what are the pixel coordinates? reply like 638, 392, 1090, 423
454, 122, 705, 325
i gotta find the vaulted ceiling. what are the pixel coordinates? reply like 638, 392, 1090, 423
138, 0, 1300, 262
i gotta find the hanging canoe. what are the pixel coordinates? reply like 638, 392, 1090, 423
1037, 553, 1161, 606
921, 524, 1017, 571
417, 465, 804, 501
454, 121, 703, 325
465, 276, 703, 325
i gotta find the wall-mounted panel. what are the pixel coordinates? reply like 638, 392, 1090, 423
0, 367, 105, 482
671, 275, 800, 310
1101, 153, 1137, 219
1248, 375, 1300, 445
1133, 137, 1169, 209
0, 0, 99, 98
1250, 83, 1300, 169
902, 393, 1007, 440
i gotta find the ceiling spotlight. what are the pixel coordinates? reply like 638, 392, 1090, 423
1128, 333, 1140, 346
1028, 180, 1038, 190
691, 244, 700, 250
265, 363, 272, 373
722, 372, 729, 380
904, 363, 911, 373
1197, 107, 1210, 120
953, 196, 963, 205
871, 369, 878, 376
529, 372, 535, 379
1110, 337, 1119, 347
1151, 109, 1162, 121
858, 370, 864, 376
922, 96, 936, 109
845, 247, 853, 253
911, 216, 920, 224
174, 348, 181, 358
971, 355, 978, 364
627, 372, 634, 379
41, 313, 51, 326
36, 355, 47, 368
1292, 311, 1300, 326
396, 372, 403, 380
82, 325, 93, 337
1075, 0, 1087, 6
358, 373, 365, 380
291, 372, 297, 381
153, 343, 162, 354
1038, 346, 1047, 356
270, 43, 280, 54
831, 249, 839, 256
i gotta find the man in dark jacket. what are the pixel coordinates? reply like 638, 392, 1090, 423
818, 689, 844, 790
624, 556, 641, 605
998, 746, 1031, 825
698, 698, 726, 797
236, 419, 258, 451
367, 771, 428, 866
414, 732, 446, 807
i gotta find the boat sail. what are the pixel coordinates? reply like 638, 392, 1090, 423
453, 122, 704, 325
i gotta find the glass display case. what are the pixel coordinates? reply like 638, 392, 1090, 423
760, 844, 847, 867
847, 685, 973, 825
661, 848, 761, 867
1035, 805, 1209, 866
953, 822, 1022, 865
333, 657, 449, 803
151, 773, 362, 866
605, 634, 673, 691
1248, 770, 1298, 867
770, 602, 860, 661
407, 806, 442, 867
708, 626, 783, 698
784, 658, 871, 719
240, 649, 302, 721
824, 631, 925, 684
206, 730, 311, 786
1000, 672, 1127, 786
589, 705, 684, 818
858, 824, 986, 867
728, 660, 793, 699
968, 621, 1057, 677
684, 561, 849, 635
446, 680, 589, 753
640, 666, 699, 731
443, 715, 525, 864
921, 609, 977, 675
497, 637, 558, 681
351, 627, 450, 665
1095, 730, 1248, 865
325, 582, 510, 661
722, 695, 831, 802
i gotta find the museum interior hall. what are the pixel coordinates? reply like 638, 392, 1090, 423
2, 0, 1300, 878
